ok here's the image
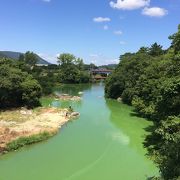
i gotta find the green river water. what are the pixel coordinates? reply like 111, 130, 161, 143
0, 83, 159, 180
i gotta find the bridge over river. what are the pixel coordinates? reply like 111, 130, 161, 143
90, 68, 112, 81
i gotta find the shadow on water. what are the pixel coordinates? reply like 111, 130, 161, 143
128, 107, 158, 157
107, 99, 159, 180
105, 98, 155, 155
54, 83, 92, 96
143, 124, 156, 133
130, 111, 146, 118
105, 98, 160, 179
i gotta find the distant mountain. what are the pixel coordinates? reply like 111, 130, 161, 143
0, 52, 8, 58
0, 51, 51, 65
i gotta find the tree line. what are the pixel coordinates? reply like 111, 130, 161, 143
105, 25, 180, 179
0, 52, 92, 108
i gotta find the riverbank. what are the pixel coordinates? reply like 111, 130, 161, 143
0, 107, 77, 154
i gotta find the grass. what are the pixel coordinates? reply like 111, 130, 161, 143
0, 107, 61, 122
6, 131, 53, 151
0, 107, 68, 153
0, 109, 33, 123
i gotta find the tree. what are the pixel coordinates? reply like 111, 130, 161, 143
90, 63, 97, 69
24, 51, 38, 68
169, 24, 180, 54
159, 135, 180, 180
137, 46, 149, 54
156, 78, 180, 119
0, 59, 42, 108
18, 54, 25, 62
57, 53, 90, 83
76, 58, 84, 71
105, 52, 152, 103
57, 53, 76, 66
144, 117, 180, 180
149, 43, 164, 57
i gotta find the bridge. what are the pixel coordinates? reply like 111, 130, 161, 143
91, 68, 112, 75
90, 68, 112, 81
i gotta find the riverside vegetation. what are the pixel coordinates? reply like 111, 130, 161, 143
105, 25, 180, 179
0, 52, 87, 153
6, 132, 51, 152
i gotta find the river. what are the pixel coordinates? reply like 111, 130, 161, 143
0, 83, 158, 180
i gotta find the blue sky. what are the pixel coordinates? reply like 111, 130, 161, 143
0, 0, 180, 65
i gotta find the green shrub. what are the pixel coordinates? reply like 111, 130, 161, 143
6, 132, 52, 151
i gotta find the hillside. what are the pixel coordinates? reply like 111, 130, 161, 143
0, 51, 51, 65
99, 64, 117, 70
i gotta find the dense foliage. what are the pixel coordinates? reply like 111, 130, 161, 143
0, 58, 42, 108
105, 25, 180, 179
57, 53, 91, 83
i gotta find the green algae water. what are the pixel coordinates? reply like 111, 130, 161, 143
0, 84, 158, 180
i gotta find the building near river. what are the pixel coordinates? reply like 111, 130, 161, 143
90, 68, 112, 76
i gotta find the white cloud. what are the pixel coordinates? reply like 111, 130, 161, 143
114, 30, 123, 35
110, 0, 150, 10
142, 7, 168, 17
103, 25, 109, 30
93, 17, 111, 23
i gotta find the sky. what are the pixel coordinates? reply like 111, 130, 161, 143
0, 0, 180, 65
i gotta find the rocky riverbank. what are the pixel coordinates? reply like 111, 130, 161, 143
0, 107, 79, 154
53, 93, 82, 101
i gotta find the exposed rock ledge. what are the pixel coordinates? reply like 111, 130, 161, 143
54, 94, 82, 101
0, 107, 79, 154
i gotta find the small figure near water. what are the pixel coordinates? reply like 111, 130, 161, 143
66, 106, 80, 118
68, 106, 73, 113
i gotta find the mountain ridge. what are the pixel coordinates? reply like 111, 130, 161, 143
0, 51, 51, 65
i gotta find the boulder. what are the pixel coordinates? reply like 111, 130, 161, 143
71, 112, 80, 117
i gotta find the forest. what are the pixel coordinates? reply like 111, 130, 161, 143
105, 25, 180, 180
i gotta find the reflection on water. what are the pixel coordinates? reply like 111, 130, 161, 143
105, 98, 154, 155
51, 99, 83, 110
54, 83, 92, 96
110, 131, 130, 145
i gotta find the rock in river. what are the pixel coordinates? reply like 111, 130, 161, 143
71, 112, 80, 117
